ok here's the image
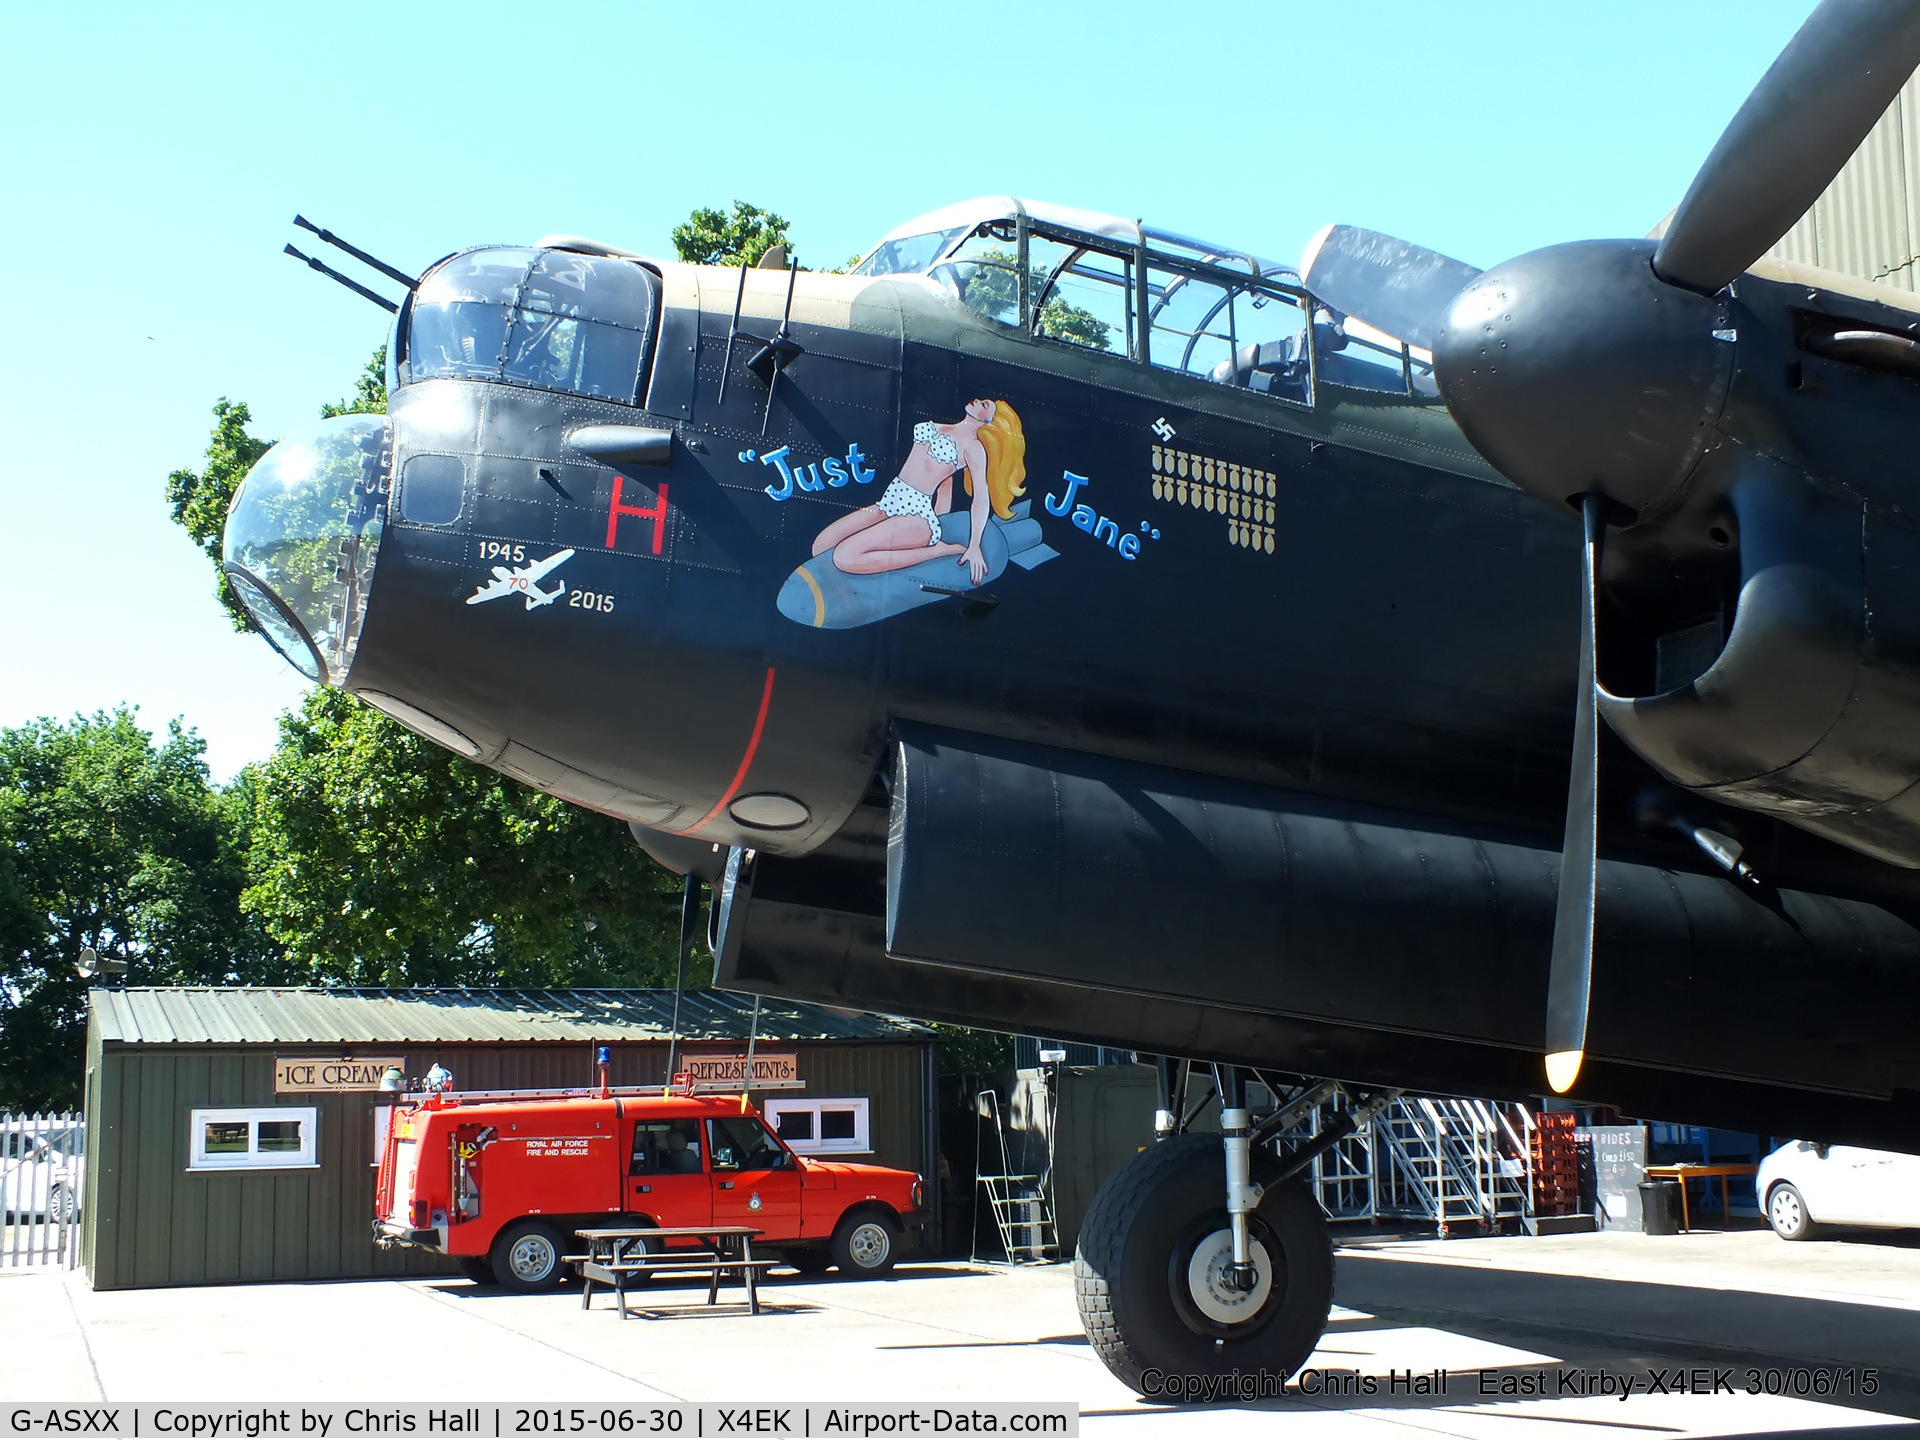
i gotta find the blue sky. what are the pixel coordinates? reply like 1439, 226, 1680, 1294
0, 0, 1821, 779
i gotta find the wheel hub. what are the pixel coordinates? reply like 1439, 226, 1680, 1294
1770, 1189, 1802, 1232
509, 1236, 553, 1282
1185, 1227, 1273, 1325
849, 1222, 889, 1267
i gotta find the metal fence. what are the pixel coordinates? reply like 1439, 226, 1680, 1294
1, 1111, 83, 1267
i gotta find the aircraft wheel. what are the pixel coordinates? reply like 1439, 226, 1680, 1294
1074, 1133, 1332, 1399
1767, 1182, 1821, 1242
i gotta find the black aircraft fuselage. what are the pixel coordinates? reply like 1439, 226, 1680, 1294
225, 204, 1920, 1154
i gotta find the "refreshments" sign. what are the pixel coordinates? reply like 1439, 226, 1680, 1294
681, 1052, 802, 1089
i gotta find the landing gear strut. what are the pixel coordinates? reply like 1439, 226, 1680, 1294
1073, 1071, 1392, 1398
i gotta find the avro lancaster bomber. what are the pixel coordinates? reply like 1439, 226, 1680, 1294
231, 0, 1920, 1394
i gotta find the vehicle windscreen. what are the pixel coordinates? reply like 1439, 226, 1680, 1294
405, 248, 659, 404
707, 1116, 788, 1170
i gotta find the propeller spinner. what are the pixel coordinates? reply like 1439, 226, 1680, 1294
1418, 0, 1920, 1091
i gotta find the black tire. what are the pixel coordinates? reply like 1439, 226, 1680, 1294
491, 1220, 567, 1292
1074, 1133, 1333, 1400
456, 1256, 496, 1285
784, 1247, 832, 1275
1767, 1182, 1821, 1242
48, 1181, 78, 1225
830, 1209, 900, 1276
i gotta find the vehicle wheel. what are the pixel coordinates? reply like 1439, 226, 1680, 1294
456, 1256, 496, 1285
784, 1248, 832, 1275
1073, 1133, 1333, 1399
491, 1220, 567, 1292
48, 1182, 77, 1225
1767, 1183, 1821, 1242
831, 1210, 900, 1276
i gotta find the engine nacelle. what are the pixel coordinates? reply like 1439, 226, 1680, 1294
1600, 462, 1920, 868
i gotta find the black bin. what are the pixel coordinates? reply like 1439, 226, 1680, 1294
1639, 1179, 1681, 1236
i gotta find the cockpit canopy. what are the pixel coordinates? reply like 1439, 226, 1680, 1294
851, 197, 1434, 402
399, 246, 660, 404
853, 196, 1297, 284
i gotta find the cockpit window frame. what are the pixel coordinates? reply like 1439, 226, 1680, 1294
866, 202, 1443, 408
398, 247, 662, 407
1018, 216, 1141, 362
1141, 249, 1318, 409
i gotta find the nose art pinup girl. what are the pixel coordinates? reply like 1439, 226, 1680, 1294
809, 399, 1026, 584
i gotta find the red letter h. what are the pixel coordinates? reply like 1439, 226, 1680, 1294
606, 476, 670, 553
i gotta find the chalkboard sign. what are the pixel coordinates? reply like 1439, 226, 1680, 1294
1578, 1125, 1647, 1229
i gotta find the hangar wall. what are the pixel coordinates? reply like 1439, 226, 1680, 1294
1769, 69, 1920, 289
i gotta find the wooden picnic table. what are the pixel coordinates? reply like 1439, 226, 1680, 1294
1644, 1163, 1759, 1232
571, 1225, 773, 1319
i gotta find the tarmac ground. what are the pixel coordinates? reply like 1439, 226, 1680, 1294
2, 1226, 1918, 1438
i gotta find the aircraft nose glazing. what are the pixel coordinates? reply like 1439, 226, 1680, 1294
221, 411, 392, 684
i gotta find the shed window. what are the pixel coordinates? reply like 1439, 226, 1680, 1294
189, 1108, 319, 1170
765, 1097, 871, 1155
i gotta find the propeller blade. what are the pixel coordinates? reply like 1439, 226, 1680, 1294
1653, 0, 1920, 293
1545, 493, 1608, 1094
1299, 224, 1480, 352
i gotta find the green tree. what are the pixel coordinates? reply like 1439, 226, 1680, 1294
1036, 297, 1112, 351
321, 344, 389, 418
236, 690, 687, 987
167, 346, 390, 632
165, 400, 274, 631
0, 711, 270, 1109
933, 1024, 1015, 1075
953, 248, 1111, 350
671, 201, 793, 268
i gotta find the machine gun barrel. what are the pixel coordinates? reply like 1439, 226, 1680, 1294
283, 244, 400, 314
293, 214, 418, 289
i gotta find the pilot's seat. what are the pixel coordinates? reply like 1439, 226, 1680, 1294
1212, 335, 1311, 401
1212, 313, 1439, 400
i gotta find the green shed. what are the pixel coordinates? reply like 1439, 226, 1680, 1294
81, 987, 937, 1290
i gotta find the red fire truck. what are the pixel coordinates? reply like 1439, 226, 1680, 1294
374, 1081, 927, 1291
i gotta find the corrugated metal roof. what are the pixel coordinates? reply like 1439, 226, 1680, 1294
89, 987, 933, 1047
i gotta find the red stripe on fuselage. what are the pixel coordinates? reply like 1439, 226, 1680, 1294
675, 667, 777, 835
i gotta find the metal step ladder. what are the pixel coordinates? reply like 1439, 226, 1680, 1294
972, 1089, 1057, 1263
1374, 1096, 1533, 1231
1262, 1092, 1381, 1221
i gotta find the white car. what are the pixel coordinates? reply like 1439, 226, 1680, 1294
1757, 1140, 1920, 1240
1, 1124, 85, 1223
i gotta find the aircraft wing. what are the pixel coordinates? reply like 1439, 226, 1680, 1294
522, 548, 576, 582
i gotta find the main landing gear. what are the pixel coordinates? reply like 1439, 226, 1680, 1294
1073, 1066, 1394, 1398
